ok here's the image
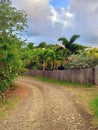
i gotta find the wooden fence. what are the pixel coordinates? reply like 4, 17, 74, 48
95, 66, 98, 85
23, 67, 98, 85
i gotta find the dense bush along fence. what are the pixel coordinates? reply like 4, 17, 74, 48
23, 66, 98, 85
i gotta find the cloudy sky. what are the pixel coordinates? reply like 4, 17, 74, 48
13, 0, 98, 47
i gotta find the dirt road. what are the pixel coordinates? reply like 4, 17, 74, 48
0, 77, 96, 130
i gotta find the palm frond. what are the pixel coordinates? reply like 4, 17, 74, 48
58, 37, 68, 46
69, 34, 80, 44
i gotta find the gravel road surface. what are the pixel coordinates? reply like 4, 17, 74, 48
0, 77, 96, 130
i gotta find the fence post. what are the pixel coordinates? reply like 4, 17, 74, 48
94, 66, 98, 85
92, 68, 95, 85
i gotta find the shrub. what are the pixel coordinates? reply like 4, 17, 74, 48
64, 53, 98, 69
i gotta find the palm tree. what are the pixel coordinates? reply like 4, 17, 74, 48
58, 34, 83, 54
38, 49, 52, 70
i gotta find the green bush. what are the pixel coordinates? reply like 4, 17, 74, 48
64, 54, 98, 69
0, 39, 22, 92
0, 1, 27, 96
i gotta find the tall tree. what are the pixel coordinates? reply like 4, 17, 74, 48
0, 1, 27, 96
38, 42, 47, 48
0, 1, 27, 38
27, 42, 34, 49
58, 35, 83, 54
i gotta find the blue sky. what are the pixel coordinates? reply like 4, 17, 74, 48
50, 0, 69, 8
13, 0, 98, 47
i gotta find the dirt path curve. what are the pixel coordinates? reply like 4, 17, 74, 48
0, 77, 95, 130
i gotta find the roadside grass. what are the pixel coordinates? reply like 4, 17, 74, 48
71, 88, 98, 126
90, 97, 98, 118
89, 97, 98, 125
35, 76, 94, 88
0, 85, 21, 119
33, 76, 98, 126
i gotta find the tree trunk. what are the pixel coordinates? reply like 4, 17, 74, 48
43, 62, 45, 70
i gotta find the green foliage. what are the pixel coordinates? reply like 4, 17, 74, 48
0, 1, 27, 37
69, 35, 80, 44
0, 37, 22, 92
0, 94, 20, 118
38, 42, 47, 48
22, 47, 66, 70
0, 1, 27, 94
58, 37, 69, 46
21, 36, 84, 70
34, 76, 94, 88
64, 53, 98, 69
58, 35, 83, 54
27, 42, 34, 49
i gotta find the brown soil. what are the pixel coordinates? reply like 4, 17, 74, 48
0, 77, 97, 130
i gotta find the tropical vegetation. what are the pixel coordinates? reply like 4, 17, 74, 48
0, 1, 27, 99
21, 40, 98, 71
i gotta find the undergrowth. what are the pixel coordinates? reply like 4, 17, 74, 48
0, 95, 20, 118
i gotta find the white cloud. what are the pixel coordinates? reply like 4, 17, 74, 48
49, 6, 58, 23
69, 0, 98, 45
49, 5, 74, 28
14, 0, 74, 38
13, 0, 50, 23
13, 0, 98, 46
66, 12, 74, 18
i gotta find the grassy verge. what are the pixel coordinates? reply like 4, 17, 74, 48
90, 97, 98, 118
0, 85, 21, 119
0, 95, 20, 118
71, 88, 98, 126
89, 97, 98, 125
35, 76, 94, 88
